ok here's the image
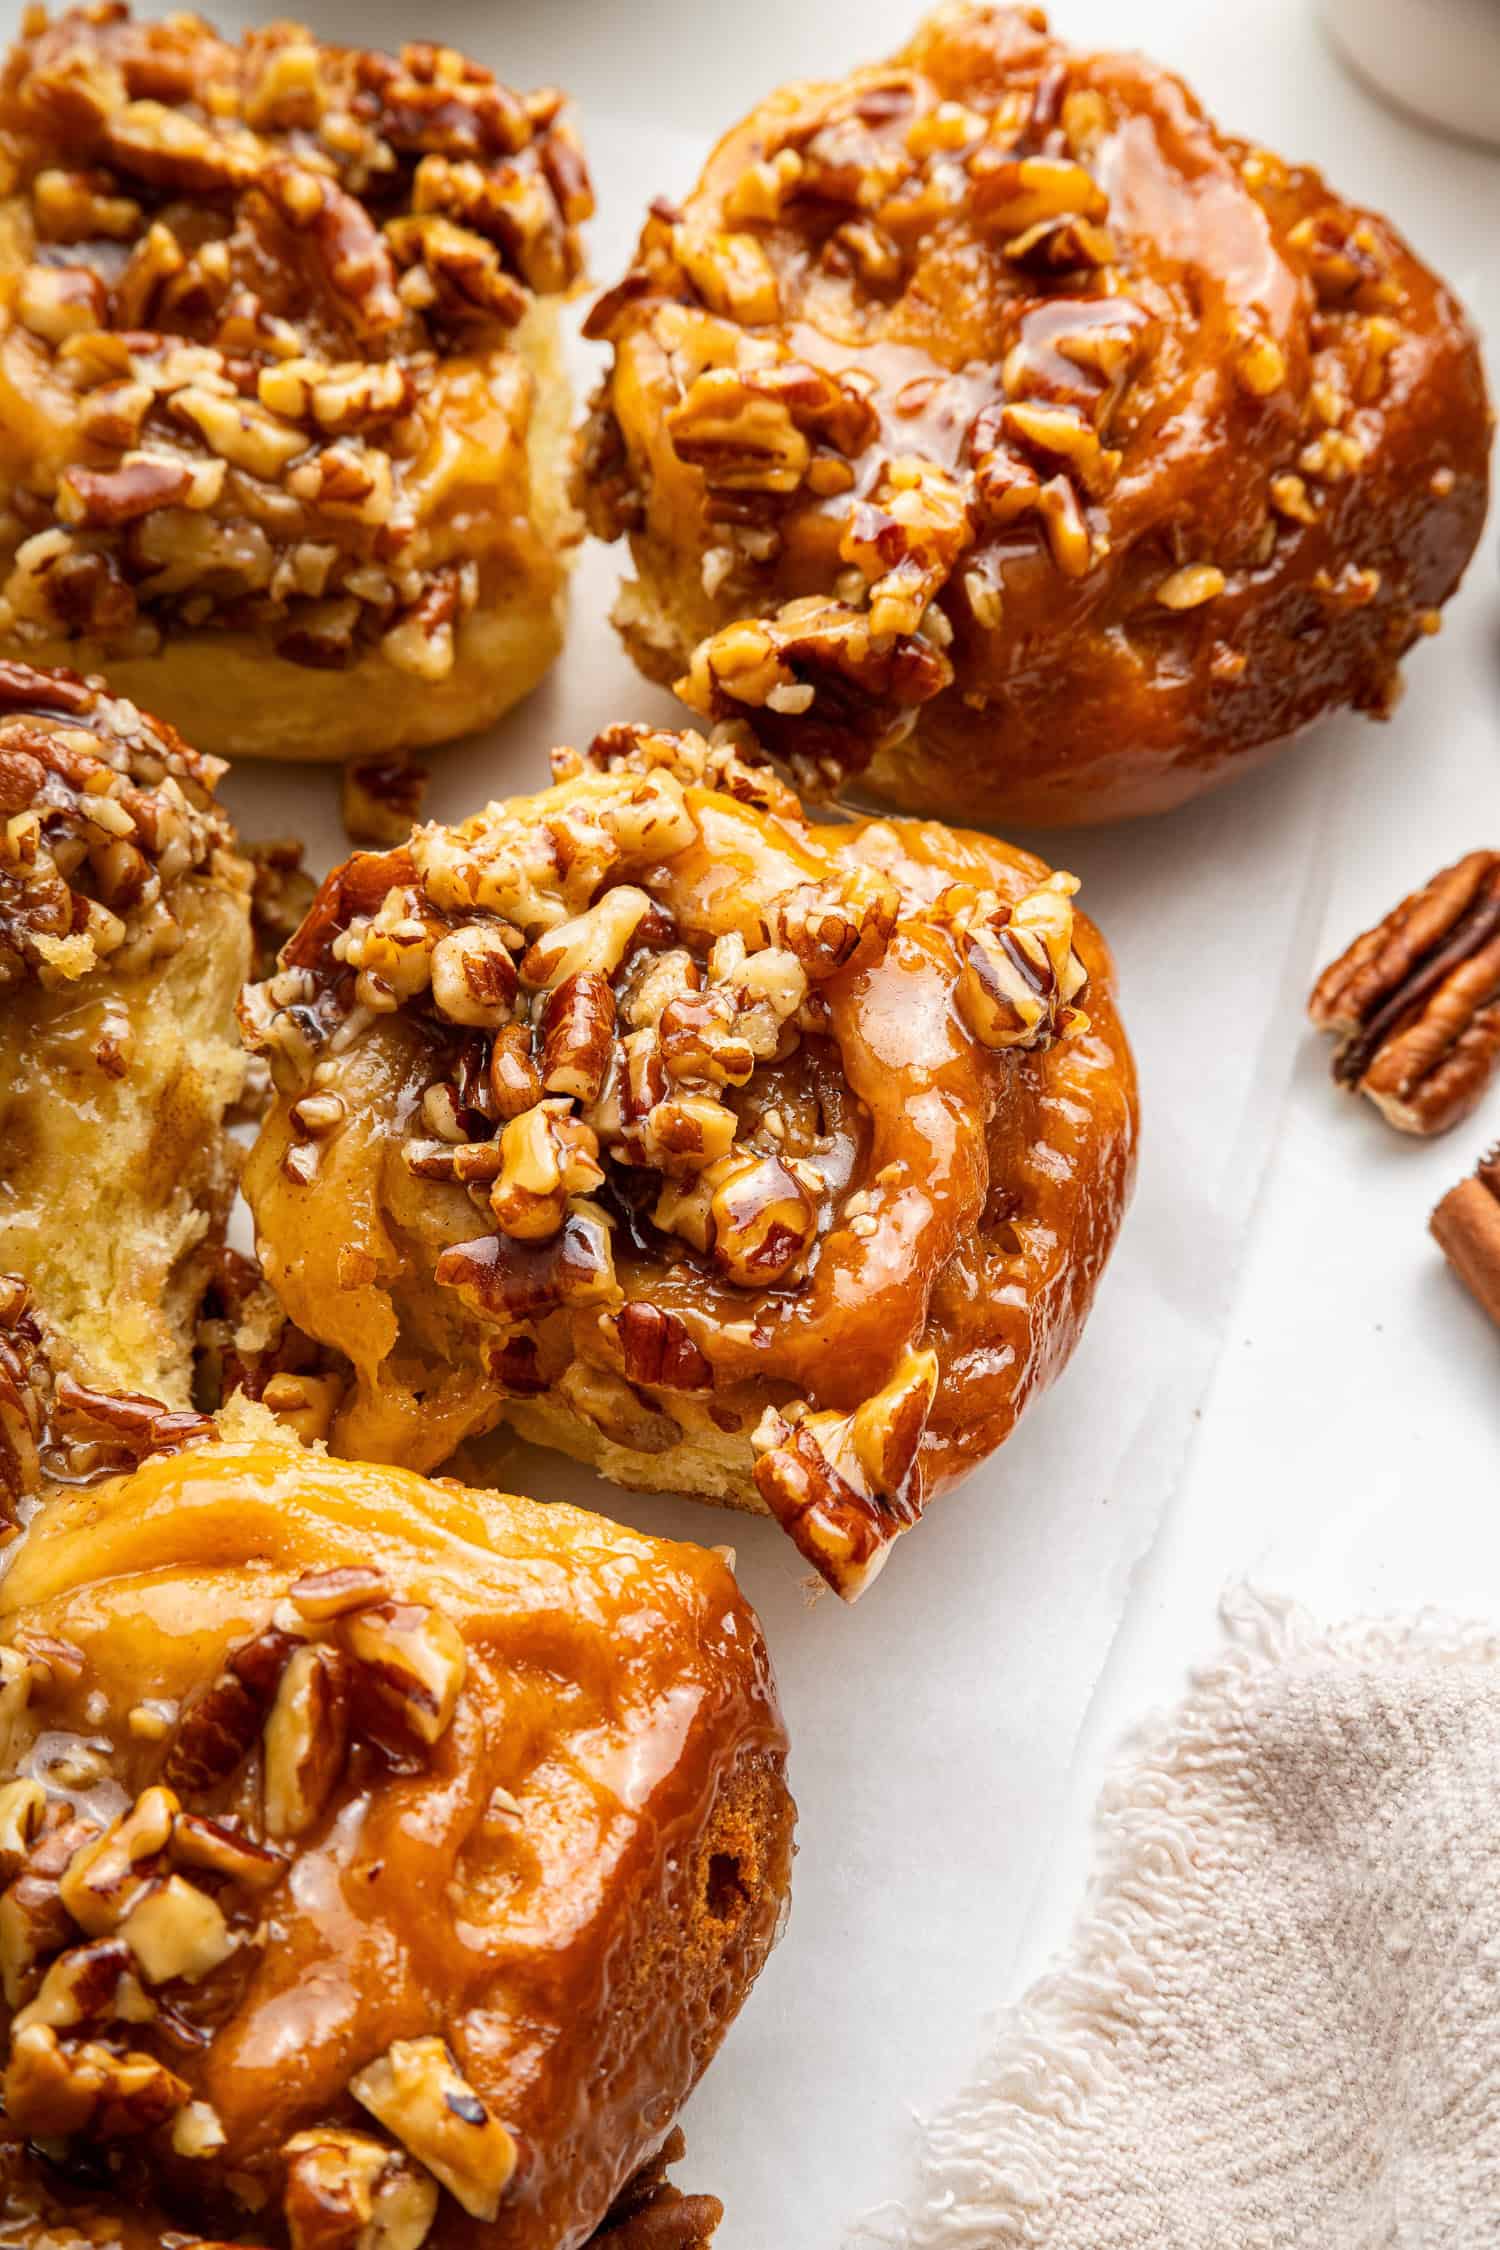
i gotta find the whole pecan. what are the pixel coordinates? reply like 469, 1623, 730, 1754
1308, 851, 1500, 1134
1431, 1144, 1500, 1330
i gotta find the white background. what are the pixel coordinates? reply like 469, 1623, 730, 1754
124, 0, 1500, 2237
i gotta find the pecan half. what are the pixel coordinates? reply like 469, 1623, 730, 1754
1309, 852, 1500, 1135
1431, 1145, 1500, 1331
751, 1347, 938, 1600
611, 1304, 714, 1392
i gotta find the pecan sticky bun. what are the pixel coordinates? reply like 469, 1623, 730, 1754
0, 7, 592, 760
238, 720, 1137, 1600
0, 658, 251, 1404
0, 1415, 790, 2246
578, 2, 1490, 825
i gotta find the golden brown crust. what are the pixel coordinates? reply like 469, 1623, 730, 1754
238, 719, 1137, 1599
580, 1, 1492, 825
0, 659, 251, 1402
0, 8, 592, 758
0, 1430, 792, 2248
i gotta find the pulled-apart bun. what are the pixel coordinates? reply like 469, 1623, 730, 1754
240, 718, 1137, 1598
580, 2, 1490, 824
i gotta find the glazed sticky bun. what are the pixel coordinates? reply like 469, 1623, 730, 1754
579, 2, 1490, 824
0, 1400, 790, 2247
0, 7, 592, 760
0, 658, 250, 1404
239, 721, 1137, 1599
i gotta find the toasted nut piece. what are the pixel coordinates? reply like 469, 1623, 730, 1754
170, 1811, 287, 1891
164, 1669, 268, 1795
481, 1020, 540, 1118
753, 1347, 939, 1599
344, 1602, 467, 1747
5, 2021, 189, 2139
0, 1645, 31, 1763
1309, 852, 1500, 1135
430, 924, 519, 1027
519, 884, 654, 988
612, 1303, 714, 1392
953, 874, 1089, 1052
59, 1785, 178, 1937
262, 1369, 345, 1446
673, 224, 780, 323
706, 1152, 816, 1286
1156, 562, 1226, 609
436, 1205, 619, 1323
350, 2037, 518, 2222
16, 261, 106, 342
11, 1935, 152, 2036
658, 989, 756, 1089
263, 1642, 351, 1838
773, 867, 899, 980
0, 1815, 98, 2008
541, 970, 616, 1102
971, 152, 1108, 238
283, 2124, 440, 2250
172, 2098, 228, 2159
119, 1874, 234, 1985
0, 1779, 45, 1878
169, 384, 308, 476
643, 1092, 739, 1176
489, 1099, 604, 1240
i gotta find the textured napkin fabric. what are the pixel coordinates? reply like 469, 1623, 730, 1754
863, 1593, 1500, 2250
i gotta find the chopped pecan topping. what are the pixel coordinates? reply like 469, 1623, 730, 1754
283, 2124, 439, 2250
350, 2036, 518, 2222
946, 873, 1090, 1051
0, 10, 592, 666
342, 1601, 466, 1748
1309, 852, 1500, 1135
0, 662, 244, 992
4, 2021, 189, 2139
262, 1643, 351, 1839
0, 1278, 48, 1517
752, 1348, 940, 1598
611, 1303, 715, 1392
240, 723, 1100, 1596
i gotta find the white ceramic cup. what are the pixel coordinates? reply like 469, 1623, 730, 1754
1321, 0, 1500, 148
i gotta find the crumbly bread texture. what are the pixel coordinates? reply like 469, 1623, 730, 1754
0, 1428, 791, 2248
239, 719, 1137, 1599
0, 7, 592, 759
579, 2, 1491, 825
0, 659, 251, 1402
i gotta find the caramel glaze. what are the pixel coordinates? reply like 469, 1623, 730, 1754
582, 3, 1491, 825
0, 1437, 791, 2247
239, 724, 1137, 1597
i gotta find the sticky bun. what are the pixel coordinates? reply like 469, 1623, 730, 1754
579, 2, 1490, 825
0, 659, 250, 1403
0, 8, 591, 761
0, 1408, 789, 2246
238, 720, 1137, 1599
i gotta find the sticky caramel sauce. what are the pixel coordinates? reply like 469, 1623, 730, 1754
0, 1442, 791, 2246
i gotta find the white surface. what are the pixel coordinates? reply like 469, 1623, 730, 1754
1321, 0, 1500, 150
199, 0, 1498, 2240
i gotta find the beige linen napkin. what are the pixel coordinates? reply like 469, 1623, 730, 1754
860, 1592, 1500, 2250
